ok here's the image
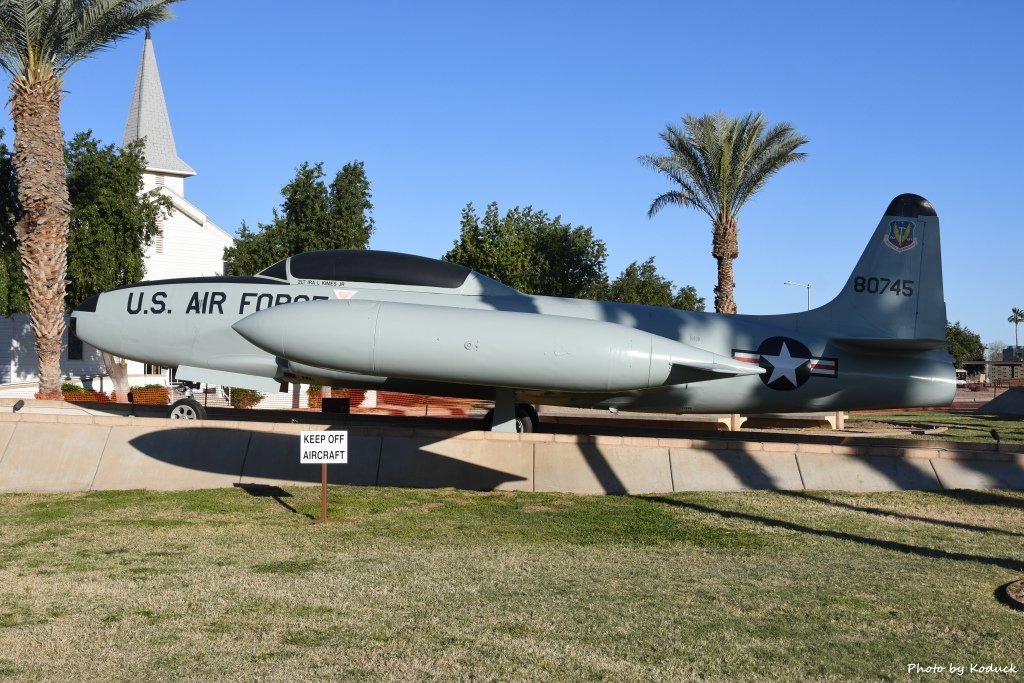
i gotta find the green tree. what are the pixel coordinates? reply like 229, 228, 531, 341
0, 0, 179, 398
222, 220, 278, 278
604, 257, 705, 311
64, 133, 169, 309
444, 202, 607, 298
278, 161, 331, 257
66, 132, 169, 400
0, 131, 168, 312
224, 161, 374, 275
945, 321, 984, 368
671, 285, 705, 312
444, 202, 532, 292
329, 161, 374, 250
1008, 307, 1024, 349
0, 133, 20, 312
0, 131, 170, 399
641, 112, 808, 314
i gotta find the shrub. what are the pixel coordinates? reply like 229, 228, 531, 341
61, 382, 86, 393
307, 385, 322, 410
228, 387, 265, 409
305, 385, 349, 410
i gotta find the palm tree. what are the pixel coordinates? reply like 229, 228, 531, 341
1009, 307, 1024, 350
0, 0, 179, 398
641, 112, 808, 314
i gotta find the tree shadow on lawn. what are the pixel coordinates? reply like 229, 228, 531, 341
774, 490, 1024, 538
932, 489, 1024, 511
642, 495, 1024, 573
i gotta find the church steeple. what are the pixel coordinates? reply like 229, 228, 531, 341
122, 29, 195, 177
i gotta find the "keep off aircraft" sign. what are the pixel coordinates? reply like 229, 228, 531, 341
300, 430, 348, 464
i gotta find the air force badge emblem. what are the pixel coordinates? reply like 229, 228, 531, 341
885, 220, 916, 252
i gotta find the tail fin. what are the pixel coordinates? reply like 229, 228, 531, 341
815, 193, 946, 345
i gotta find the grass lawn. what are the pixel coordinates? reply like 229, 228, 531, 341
847, 411, 1024, 445
1, 486, 1022, 681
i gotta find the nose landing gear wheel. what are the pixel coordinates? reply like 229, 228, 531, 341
168, 398, 207, 420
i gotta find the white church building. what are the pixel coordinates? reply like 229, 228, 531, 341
123, 29, 233, 283
0, 30, 234, 391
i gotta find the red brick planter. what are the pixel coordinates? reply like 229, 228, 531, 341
128, 388, 170, 405
62, 390, 113, 403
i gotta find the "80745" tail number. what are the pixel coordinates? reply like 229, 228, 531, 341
853, 277, 914, 296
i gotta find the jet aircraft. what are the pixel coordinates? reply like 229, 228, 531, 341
71, 193, 955, 431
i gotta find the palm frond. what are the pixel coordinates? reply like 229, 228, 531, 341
659, 120, 716, 212
0, 0, 179, 84
683, 114, 723, 211
63, 0, 180, 69
642, 110, 808, 229
646, 189, 694, 219
733, 121, 808, 212
726, 113, 764, 208
639, 151, 712, 217
0, 0, 31, 77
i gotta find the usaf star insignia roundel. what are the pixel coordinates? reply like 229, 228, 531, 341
732, 336, 838, 391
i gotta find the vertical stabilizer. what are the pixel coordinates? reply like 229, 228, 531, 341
816, 193, 946, 343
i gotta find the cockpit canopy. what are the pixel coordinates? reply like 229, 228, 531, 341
258, 250, 472, 288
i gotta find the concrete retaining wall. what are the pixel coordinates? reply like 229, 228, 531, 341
0, 413, 1022, 494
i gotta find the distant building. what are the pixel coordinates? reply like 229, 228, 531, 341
1002, 346, 1024, 362
988, 363, 1024, 382
0, 30, 233, 388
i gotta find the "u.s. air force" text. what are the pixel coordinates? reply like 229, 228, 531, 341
126, 291, 329, 315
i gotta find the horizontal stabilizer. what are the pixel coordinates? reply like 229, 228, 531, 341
669, 360, 766, 384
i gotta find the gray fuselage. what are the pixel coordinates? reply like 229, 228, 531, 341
71, 271, 955, 413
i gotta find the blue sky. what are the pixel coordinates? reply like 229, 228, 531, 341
18, 1, 1024, 346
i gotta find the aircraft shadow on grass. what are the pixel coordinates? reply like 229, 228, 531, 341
124, 425, 1024, 570
127, 427, 527, 491
126, 422, 1024, 497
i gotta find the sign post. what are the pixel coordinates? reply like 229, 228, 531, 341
300, 430, 352, 524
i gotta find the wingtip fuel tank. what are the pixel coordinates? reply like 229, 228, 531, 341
232, 299, 762, 393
